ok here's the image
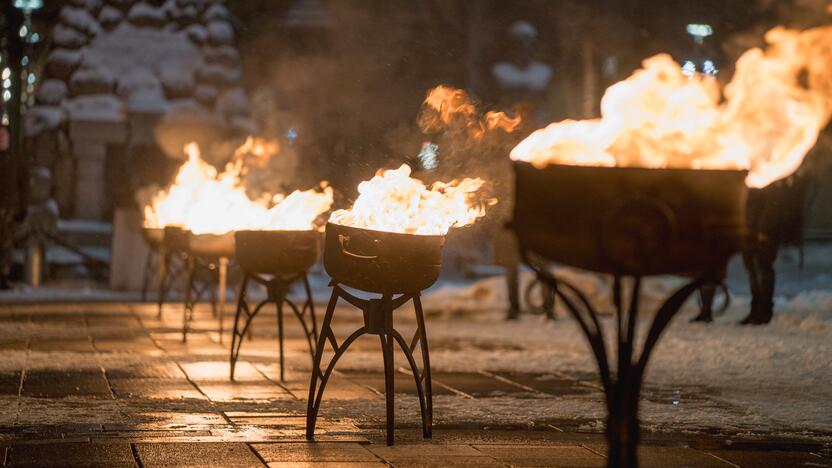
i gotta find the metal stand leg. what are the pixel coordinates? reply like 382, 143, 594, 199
182, 256, 196, 343
157, 248, 169, 319
141, 248, 155, 303
524, 250, 706, 468
306, 284, 433, 445
229, 272, 319, 382
277, 297, 285, 382
380, 326, 395, 446
230, 274, 251, 380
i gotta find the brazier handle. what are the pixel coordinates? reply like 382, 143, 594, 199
338, 234, 379, 260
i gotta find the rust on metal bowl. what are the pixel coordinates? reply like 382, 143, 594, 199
511, 161, 748, 276
324, 222, 445, 294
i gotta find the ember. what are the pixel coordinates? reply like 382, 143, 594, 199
143, 141, 333, 234
328, 164, 492, 235
511, 25, 832, 188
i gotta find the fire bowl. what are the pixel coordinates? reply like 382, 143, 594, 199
163, 226, 190, 252
188, 231, 236, 258
511, 161, 748, 276
235, 230, 320, 275
142, 227, 164, 248
161, 227, 235, 258
324, 222, 445, 294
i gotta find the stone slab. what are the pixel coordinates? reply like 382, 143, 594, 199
134, 442, 264, 467
22, 369, 112, 398
706, 449, 832, 468
251, 442, 379, 463
5, 442, 135, 467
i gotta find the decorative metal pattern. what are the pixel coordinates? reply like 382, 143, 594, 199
306, 283, 432, 446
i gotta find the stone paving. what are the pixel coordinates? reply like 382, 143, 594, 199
0, 301, 829, 467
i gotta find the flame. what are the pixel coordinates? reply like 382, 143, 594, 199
231, 136, 279, 169
329, 164, 491, 235
511, 25, 832, 188
419, 85, 522, 139
143, 142, 333, 234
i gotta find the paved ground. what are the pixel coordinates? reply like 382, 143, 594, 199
0, 300, 829, 467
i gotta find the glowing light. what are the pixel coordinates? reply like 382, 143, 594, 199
13, 0, 43, 10
329, 164, 492, 235
681, 60, 696, 77
143, 141, 333, 234
686, 24, 713, 38
2, 91, 10, 102
511, 25, 832, 189
1, 69, 10, 80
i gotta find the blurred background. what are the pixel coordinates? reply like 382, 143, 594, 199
1, 0, 830, 292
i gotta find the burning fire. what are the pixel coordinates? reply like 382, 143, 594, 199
143, 142, 333, 234
420, 85, 522, 139
511, 25, 832, 188
329, 164, 492, 235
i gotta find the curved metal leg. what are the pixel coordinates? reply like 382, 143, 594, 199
284, 296, 317, 368
305, 286, 432, 445
141, 248, 155, 303
380, 331, 395, 446
303, 274, 319, 346
307, 289, 368, 440
229, 274, 250, 380
277, 299, 285, 382
523, 250, 706, 468
182, 256, 196, 343
157, 249, 169, 319
413, 294, 432, 437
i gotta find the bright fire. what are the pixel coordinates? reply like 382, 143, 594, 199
329, 164, 491, 236
143, 142, 333, 234
420, 85, 522, 139
511, 25, 832, 188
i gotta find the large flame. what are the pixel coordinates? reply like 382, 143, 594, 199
511, 25, 832, 188
143, 142, 333, 234
329, 164, 491, 235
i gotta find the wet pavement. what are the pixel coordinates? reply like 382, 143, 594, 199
0, 301, 829, 467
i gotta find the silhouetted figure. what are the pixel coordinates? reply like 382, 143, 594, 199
740, 144, 821, 325
490, 21, 555, 320
0, 126, 29, 289
690, 271, 726, 323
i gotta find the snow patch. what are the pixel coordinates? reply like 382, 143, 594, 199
63, 94, 124, 122
35, 80, 68, 106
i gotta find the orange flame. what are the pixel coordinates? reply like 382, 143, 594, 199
511, 25, 832, 188
231, 136, 279, 169
329, 164, 491, 235
420, 85, 522, 139
143, 142, 333, 234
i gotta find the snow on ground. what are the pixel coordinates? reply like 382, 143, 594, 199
408, 265, 832, 438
